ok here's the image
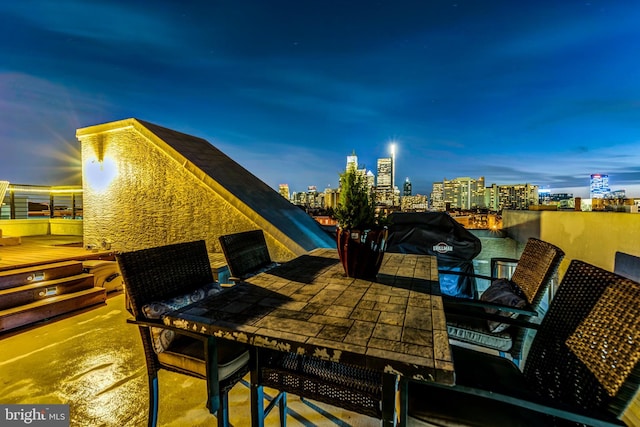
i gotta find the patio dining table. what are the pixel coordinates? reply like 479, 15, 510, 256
162, 247, 454, 425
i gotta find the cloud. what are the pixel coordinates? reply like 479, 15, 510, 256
0, 72, 112, 184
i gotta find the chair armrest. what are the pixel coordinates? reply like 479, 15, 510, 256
443, 296, 538, 317
445, 309, 542, 330
126, 317, 163, 328
127, 317, 213, 341
438, 270, 495, 282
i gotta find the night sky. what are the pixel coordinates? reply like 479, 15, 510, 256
2, 1, 640, 197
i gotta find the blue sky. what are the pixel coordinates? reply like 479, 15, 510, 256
1, 1, 640, 197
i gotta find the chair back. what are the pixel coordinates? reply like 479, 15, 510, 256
614, 251, 640, 282
510, 238, 564, 307
117, 240, 214, 318
523, 259, 640, 420
219, 230, 272, 279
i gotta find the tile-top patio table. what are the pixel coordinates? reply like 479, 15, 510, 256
163, 248, 454, 425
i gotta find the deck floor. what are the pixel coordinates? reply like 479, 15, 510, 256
0, 236, 380, 426
0, 235, 115, 271
0, 293, 380, 426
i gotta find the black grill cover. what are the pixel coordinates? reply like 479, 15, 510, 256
386, 212, 482, 298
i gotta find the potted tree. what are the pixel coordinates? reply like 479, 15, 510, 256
334, 167, 389, 279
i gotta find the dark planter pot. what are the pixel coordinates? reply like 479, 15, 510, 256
336, 227, 388, 280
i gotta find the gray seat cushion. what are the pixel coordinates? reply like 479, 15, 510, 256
446, 313, 512, 352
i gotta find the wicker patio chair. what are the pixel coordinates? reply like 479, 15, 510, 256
408, 259, 640, 426
442, 237, 564, 364
256, 350, 385, 422
117, 240, 251, 427
218, 230, 388, 426
218, 230, 279, 282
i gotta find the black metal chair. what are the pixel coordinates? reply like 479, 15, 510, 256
117, 240, 251, 427
408, 259, 640, 426
218, 230, 390, 426
442, 237, 564, 364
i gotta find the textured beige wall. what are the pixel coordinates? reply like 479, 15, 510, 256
78, 125, 294, 261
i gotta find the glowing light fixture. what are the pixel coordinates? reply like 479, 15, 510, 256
85, 156, 118, 192
85, 135, 118, 191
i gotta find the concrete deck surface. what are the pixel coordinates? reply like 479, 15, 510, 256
0, 293, 379, 427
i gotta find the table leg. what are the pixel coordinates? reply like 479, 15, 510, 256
206, 337, 221, 415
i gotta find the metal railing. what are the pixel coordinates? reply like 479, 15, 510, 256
0, 184, 83, 220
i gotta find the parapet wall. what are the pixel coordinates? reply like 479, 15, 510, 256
503, 209, 640, 276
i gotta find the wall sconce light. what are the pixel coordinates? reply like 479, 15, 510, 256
85, 135, 118, 191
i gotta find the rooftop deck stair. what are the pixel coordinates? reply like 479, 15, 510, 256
0, 261, 106, 333
0, 229, 21, 246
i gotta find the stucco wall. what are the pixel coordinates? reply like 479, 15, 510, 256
503, 210, 640, 276
78, 126, 294, 261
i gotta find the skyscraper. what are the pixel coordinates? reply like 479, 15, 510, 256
346, 151, 358, 172
495, 183, 539, 210
278, 184, 290, 201
590, 174, 610, 199
430, 182, 445, 211
403, 177, 412, 196
376, 158, 392, 188
440, 177, 486, 210
375, 157, 394, 206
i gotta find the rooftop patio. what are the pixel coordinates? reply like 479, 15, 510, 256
0, 227, 638, 426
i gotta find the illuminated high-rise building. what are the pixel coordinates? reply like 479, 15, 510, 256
278, 184, 290, 201
590, 174, 610, 199
365, 170, 375, 189
375, 157, 394, 206
439, 177, 486, 210
403, 177, 412, 196
493, 183, 539, 210
430, 182, 445, 211
324, 187, 339, 209
346, 151, 358, 172
376, 158, 392, 188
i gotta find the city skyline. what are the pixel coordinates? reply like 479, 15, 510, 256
2, 1, 640, 198
288, 150, 624, 201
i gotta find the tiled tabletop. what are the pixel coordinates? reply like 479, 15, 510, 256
164, 248, 454, 385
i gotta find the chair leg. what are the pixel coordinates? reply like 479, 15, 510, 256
148, 376, 159, 427
279, 392, 287, 427
381, 373, 397, 427
399, 378, 408, 427
217, 391, 230, 427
